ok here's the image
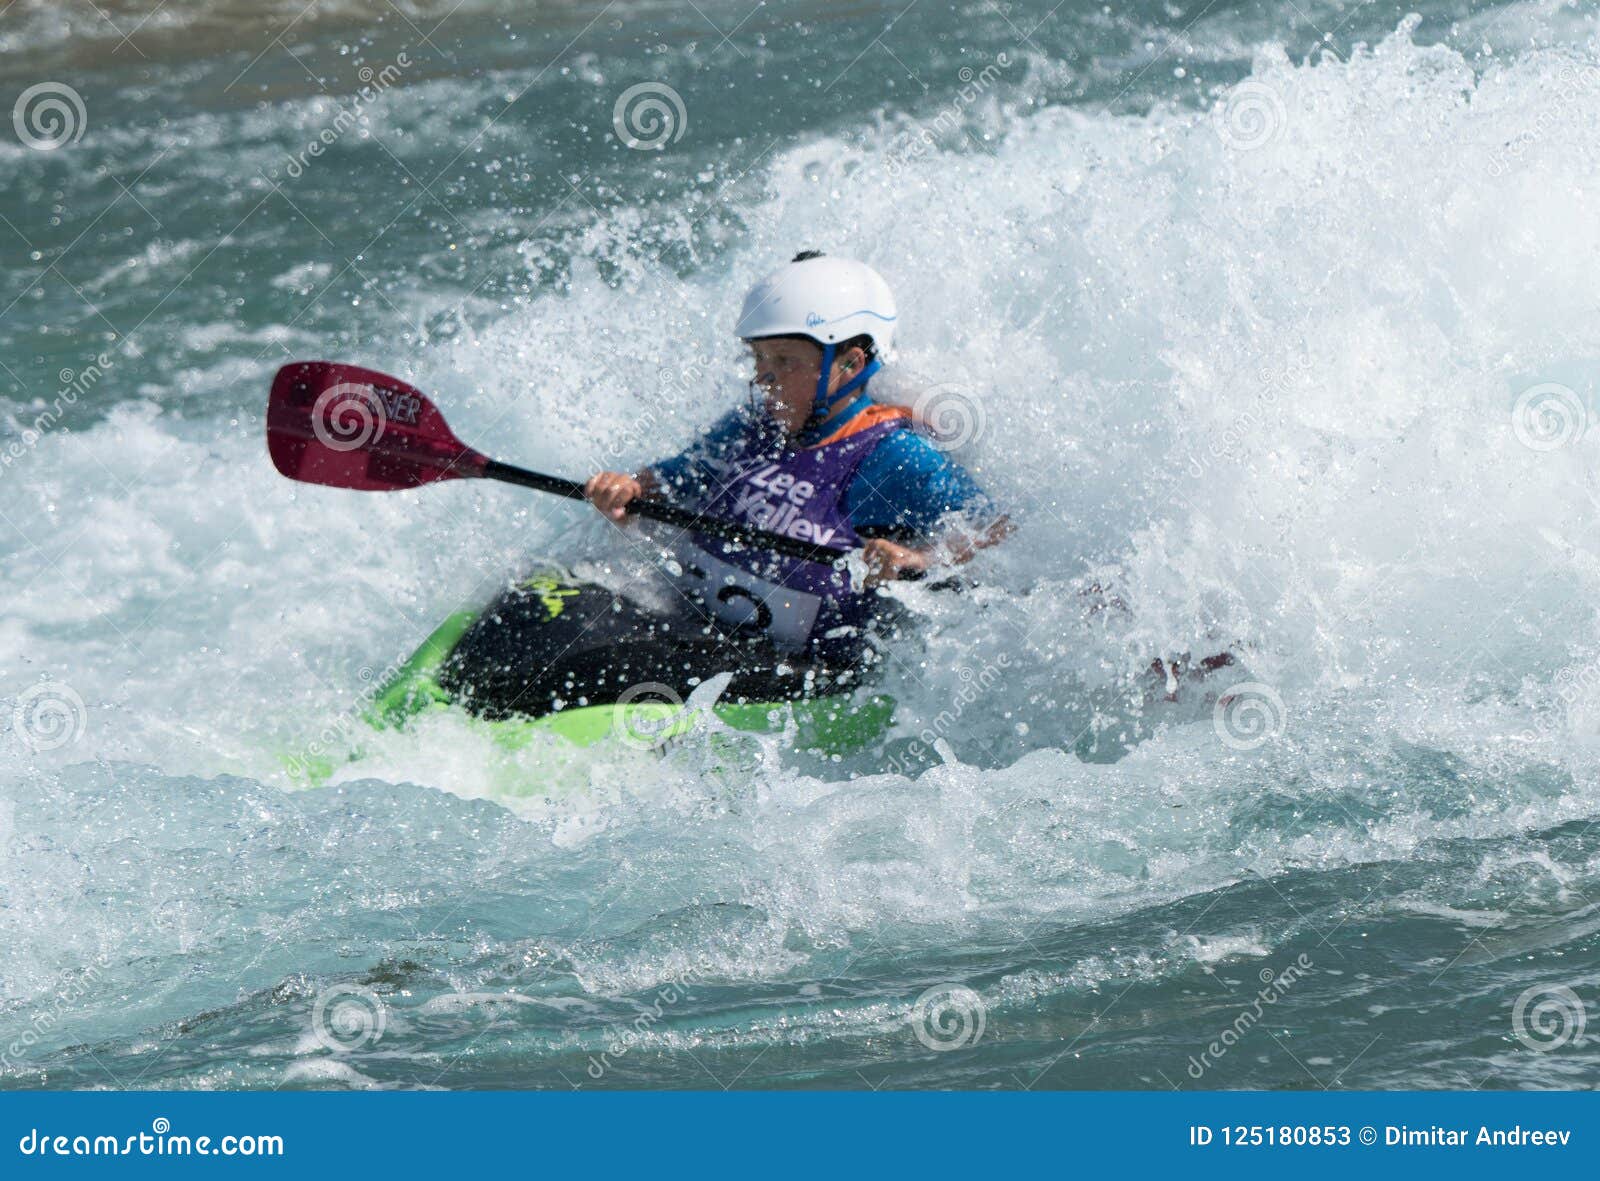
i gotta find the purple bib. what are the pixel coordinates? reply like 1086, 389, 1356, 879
663, 417, 906, 652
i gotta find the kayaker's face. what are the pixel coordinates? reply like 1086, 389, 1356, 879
747, 338, 862, 434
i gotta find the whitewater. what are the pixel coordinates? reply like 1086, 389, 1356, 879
3, 0, 1600, 1088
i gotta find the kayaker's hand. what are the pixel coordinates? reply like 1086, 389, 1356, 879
585, 471, 643, 521
860, 538, 931, 588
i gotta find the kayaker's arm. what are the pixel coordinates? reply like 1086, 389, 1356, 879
861, 515, 1013, 588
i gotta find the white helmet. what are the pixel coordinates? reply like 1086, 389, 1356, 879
736, 252, 897, 360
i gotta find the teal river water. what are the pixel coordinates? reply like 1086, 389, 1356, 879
3, 0, 1600, 1088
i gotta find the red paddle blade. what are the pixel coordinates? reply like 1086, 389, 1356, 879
267, 361, 489, 492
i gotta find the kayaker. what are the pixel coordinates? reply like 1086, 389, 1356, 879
584, 251, 1008, 657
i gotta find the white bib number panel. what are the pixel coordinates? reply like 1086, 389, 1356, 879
666, 542, 822, 652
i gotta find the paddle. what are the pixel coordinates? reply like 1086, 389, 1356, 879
266, 360, 849, 565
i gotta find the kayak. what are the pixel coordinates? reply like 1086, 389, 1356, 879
266, 360, 900, 787
362, 568, 895, 756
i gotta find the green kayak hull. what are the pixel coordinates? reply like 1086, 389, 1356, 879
365, 602, 894, 751
288, 572, 894, 785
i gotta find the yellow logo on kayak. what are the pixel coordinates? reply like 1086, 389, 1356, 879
520, 573, 580, 621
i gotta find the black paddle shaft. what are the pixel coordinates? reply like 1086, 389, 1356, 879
480, 459, 849, 566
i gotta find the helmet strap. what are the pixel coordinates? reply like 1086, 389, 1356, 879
807, 344, 881, 427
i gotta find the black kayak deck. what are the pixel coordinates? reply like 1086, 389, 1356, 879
436, 572, 876, 721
